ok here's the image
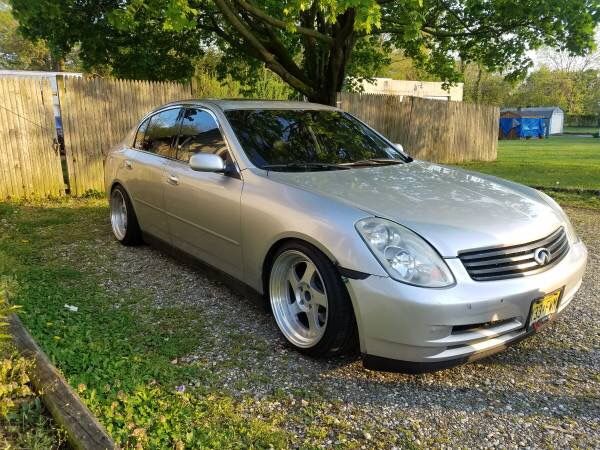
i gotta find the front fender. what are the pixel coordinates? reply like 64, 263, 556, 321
240, 171, 387, 293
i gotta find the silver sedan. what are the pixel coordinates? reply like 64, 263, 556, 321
105, 100, 587, 373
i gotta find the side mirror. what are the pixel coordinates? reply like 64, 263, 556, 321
394, 143, 404, 152
189, 153, 225, 173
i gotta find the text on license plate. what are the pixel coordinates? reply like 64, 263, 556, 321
528, 289, 562, 330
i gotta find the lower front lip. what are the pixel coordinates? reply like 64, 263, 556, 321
344, 240, 587, 370
362, 323, 544, 374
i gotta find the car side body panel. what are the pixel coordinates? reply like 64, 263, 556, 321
163, 159, 245, 280
239, 168, 387, 294
109, 146, 171, 242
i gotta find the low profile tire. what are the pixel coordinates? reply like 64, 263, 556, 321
268, 241, 357, 357
110, 185, 142, 246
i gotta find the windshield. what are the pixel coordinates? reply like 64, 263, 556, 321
224, 109, 409, 171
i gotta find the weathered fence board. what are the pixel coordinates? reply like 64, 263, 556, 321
0, 78, 63, 200
338, 93, 499, 163
59, 77, 190, 196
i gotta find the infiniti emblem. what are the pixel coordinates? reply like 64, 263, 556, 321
533, 247, 551, 266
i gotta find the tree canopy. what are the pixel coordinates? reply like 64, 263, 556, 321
510, 68, 600, 115
9, 0, 600, 105
0, 1, 51, 69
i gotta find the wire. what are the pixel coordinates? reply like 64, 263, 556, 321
0, 104, 56, 133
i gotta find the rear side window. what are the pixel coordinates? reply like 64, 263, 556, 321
176, 109, 229, 163
133, 117, 150, 150
142, 108, 182, 158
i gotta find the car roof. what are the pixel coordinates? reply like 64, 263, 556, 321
154, 99, 339, 113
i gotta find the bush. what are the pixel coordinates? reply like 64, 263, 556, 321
565, 114, 599, 128
0, 253, 65, 447
0, 256, 27, 418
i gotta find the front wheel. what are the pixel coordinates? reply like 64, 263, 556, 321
268, 242, 356, 357
110, 185, 142, 246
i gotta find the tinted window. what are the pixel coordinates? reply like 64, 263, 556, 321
142, 108, 182, 158
224, 109, 407, 170
133, 117, 150, 150
176, 109, 229, 163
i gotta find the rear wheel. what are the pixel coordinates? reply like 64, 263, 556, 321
110, 185, 142, 246
268, 242, 356, 357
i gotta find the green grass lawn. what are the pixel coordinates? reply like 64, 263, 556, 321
456, 135, 600, 209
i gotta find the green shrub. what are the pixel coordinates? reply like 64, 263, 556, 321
0, 253, 65, 447
0, 251, 20, 341
0, 352, 34, 418
0, 260, 27, 418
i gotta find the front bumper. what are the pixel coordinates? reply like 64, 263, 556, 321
346, 240, 588, 373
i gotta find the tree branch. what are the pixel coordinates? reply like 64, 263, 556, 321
213, 0, 316, 96
235, 0, 333, 44
260, 24, 313, 85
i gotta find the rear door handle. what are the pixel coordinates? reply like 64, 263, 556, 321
124, 160, 133, 169
167, 175, 179, 186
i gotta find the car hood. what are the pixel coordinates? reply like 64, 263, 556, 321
265, 161, 562, 257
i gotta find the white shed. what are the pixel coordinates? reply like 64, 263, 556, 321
501, 107, 564, 135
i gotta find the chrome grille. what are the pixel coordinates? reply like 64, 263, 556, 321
459, 227, 569, 281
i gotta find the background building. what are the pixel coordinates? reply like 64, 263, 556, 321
358, 78, 464, 101
501, 107, 564, 135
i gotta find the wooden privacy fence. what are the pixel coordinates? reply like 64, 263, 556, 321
0, 79, 499, 200
59, 77, 190, 195
338, 93, 499, 163
0, 78, 64, 199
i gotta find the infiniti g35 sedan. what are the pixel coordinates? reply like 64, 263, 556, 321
105, 100, 587, 373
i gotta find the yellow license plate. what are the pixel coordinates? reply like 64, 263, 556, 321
528, 288, 562, 330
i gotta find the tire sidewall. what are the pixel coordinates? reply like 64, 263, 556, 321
111, 185, 142, 246
268, 241, 356, 357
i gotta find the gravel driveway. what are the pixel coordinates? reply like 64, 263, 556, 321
70, 206, 599, 448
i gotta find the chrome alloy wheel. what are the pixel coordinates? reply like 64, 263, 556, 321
270, 250, 329, 348
110, 189, 128, 240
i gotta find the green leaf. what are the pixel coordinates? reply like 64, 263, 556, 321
163, 0, 197, 32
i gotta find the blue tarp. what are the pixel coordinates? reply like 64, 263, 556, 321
499, 117, 545, 138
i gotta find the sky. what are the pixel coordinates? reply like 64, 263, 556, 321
529, 29, 600, 72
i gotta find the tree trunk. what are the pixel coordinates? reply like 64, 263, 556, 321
214, 2, 357, 106
307, 10, 356, 106
52, 56, 65, 72
474, 65, 482, 103
307, 83, 340, 106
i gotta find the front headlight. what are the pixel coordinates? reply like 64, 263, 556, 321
355, 218, 455, 288
538, 191, 580, 244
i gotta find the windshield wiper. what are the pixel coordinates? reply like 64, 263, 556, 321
262, 162, 350, 172
338, 158, 405, 167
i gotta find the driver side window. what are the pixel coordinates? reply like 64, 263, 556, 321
176, 109, 229, 163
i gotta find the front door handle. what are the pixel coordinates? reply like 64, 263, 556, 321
167, 175, 179, 186
124, 160, 133, 170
